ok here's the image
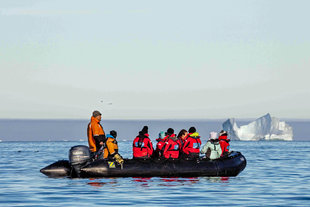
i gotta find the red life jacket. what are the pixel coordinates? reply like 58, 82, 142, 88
162, 135, 180, 159
155, 135, 171, 156
156, 137, 166, 151
218, 135, 230, 156
182, 133, 201, 157
178, 137, 186, 149
133, 133, 154, 158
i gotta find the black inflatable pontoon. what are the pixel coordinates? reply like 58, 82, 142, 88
40, 145, 246, 178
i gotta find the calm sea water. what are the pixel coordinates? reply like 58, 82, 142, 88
0, 141, 310, 206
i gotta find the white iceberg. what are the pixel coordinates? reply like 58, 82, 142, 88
222, 113, 293, 141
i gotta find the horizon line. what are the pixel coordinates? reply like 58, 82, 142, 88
0, 117, 310, 121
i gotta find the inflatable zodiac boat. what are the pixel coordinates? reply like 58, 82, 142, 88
40, 145, 246, 178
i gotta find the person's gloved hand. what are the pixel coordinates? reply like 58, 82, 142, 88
114, 154, 124, 165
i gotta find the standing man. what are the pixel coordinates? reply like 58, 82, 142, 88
87, 110, 106, 157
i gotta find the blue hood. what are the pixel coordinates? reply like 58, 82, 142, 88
106, 134, 115, 139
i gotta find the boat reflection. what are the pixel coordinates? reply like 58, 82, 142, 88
132, 177, 152, 187
204, 176, 230, 183
158, 177, 199, 187
132, 177, 200, 187
87, 176, 230, 188
87, 178, 118, 188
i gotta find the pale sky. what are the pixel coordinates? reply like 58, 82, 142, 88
0, 0, 309, 119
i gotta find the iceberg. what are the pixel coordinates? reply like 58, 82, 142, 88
222, 113, 293, 141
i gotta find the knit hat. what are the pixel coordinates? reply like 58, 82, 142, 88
159, 131, 165, 139
167, 128, 174, 135
209, 131, 218, 139
141, 126, 148, 134
110, 130, 117, 138
188, 127, 196, 133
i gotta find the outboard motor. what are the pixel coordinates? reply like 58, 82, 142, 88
69, 145, 91, 177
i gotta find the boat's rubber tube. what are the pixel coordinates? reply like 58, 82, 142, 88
40, 151, 246, 178
40, 160, 71, 178
80, 151, 246, 178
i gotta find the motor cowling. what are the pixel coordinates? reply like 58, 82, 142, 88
69, 145, 91, 177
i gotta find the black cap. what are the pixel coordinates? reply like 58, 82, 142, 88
188, 127, 196, 133
219, 130, 227, 136
167, 128, 174, 135
110, 130, 117, 138
141, 126, 148, 134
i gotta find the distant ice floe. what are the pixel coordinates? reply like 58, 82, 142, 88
222, 113, 293, 141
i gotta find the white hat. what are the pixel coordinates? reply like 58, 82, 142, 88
209, 131, 218, 139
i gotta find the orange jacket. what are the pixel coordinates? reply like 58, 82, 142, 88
87, 116, 105, 152
103, 135, 119, 159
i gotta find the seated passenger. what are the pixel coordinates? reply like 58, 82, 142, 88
177, 129, 188, 157
103, 130, 124, 164
162, 128, 181, 159
182, 127, 201, 159
177, 129, 188, 148
200, 132, 222, 160
133, 126, 154, 159
218, 130, 230, 157
154, 131, 166, 158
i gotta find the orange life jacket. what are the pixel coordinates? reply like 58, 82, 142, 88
87, 116, 105, 152
103, 135, 119, 159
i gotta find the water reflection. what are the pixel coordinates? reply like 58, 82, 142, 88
205, 177, 230, 183
132, 177, 152, 187
132, 176, 230, 187
158, 177, 199, 187
87, 178, 118, 188
87, 176, 230, 188
132, 177, 201, 187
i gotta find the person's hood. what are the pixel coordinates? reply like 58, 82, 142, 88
156, 138, 165, 142
218, 135, 228, 140
138, 132, 149, 138
165, 134, 176, 139
189, 132, 200, 137
106, 134, 115, 139
209, 139, 220, 144
219, 135, 230, 142
169, 136, 178, 142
